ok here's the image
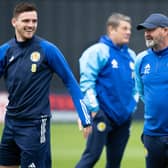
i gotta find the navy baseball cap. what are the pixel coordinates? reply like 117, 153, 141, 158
137, 13, 168, 30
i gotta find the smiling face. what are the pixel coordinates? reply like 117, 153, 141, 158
12, 11, 38, 41
144, 27, 168, 51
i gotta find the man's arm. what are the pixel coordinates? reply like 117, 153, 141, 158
0, 43, 9, 78
134, 52, 146, 102
42, 41, 92, 137
79, 43, 109, 113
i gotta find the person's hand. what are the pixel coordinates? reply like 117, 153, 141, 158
77, 117, 83, 131
77, 118, 92, 139
83, 125, 92, 139
91, 112, 97, 118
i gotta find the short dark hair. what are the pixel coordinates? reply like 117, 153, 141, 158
13, 2, 37, 18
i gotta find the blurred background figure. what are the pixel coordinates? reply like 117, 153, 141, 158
75, 13, 138, 168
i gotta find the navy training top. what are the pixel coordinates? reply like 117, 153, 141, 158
0, 36, 91, 127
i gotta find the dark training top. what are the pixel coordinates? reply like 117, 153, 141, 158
0, 36, 91, 127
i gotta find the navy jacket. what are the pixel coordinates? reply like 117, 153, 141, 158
0, 36, 91, 127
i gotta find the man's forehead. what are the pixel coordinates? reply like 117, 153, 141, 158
16, 11, 37, 20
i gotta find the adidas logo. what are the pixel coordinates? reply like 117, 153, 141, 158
28, 162, 36, 168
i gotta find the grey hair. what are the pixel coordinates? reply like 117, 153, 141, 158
106, 13, 131, 29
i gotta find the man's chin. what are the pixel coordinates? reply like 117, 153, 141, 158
25, 32, 35, 38
145, 40, 155, 48
122, 40, 129, 45
24, 35, 34, 40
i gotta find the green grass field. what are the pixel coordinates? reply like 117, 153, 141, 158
0, 121, 145, 168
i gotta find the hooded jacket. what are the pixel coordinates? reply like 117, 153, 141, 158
80, 35, 137, 125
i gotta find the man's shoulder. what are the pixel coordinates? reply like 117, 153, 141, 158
137, 50, 149, 58
0, 39, 15, 53
80, 42, 110, 64
36, 36, 54, 47
127, 48, 136, 60
1, 38, 15, 47
36, 36, 60, 52
87, 42, 109, 50
135, 49, 150, 66
82, 43, 109, 55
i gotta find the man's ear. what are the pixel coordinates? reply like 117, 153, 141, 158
107, 25, 114, 35
11, 18, 16, 27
